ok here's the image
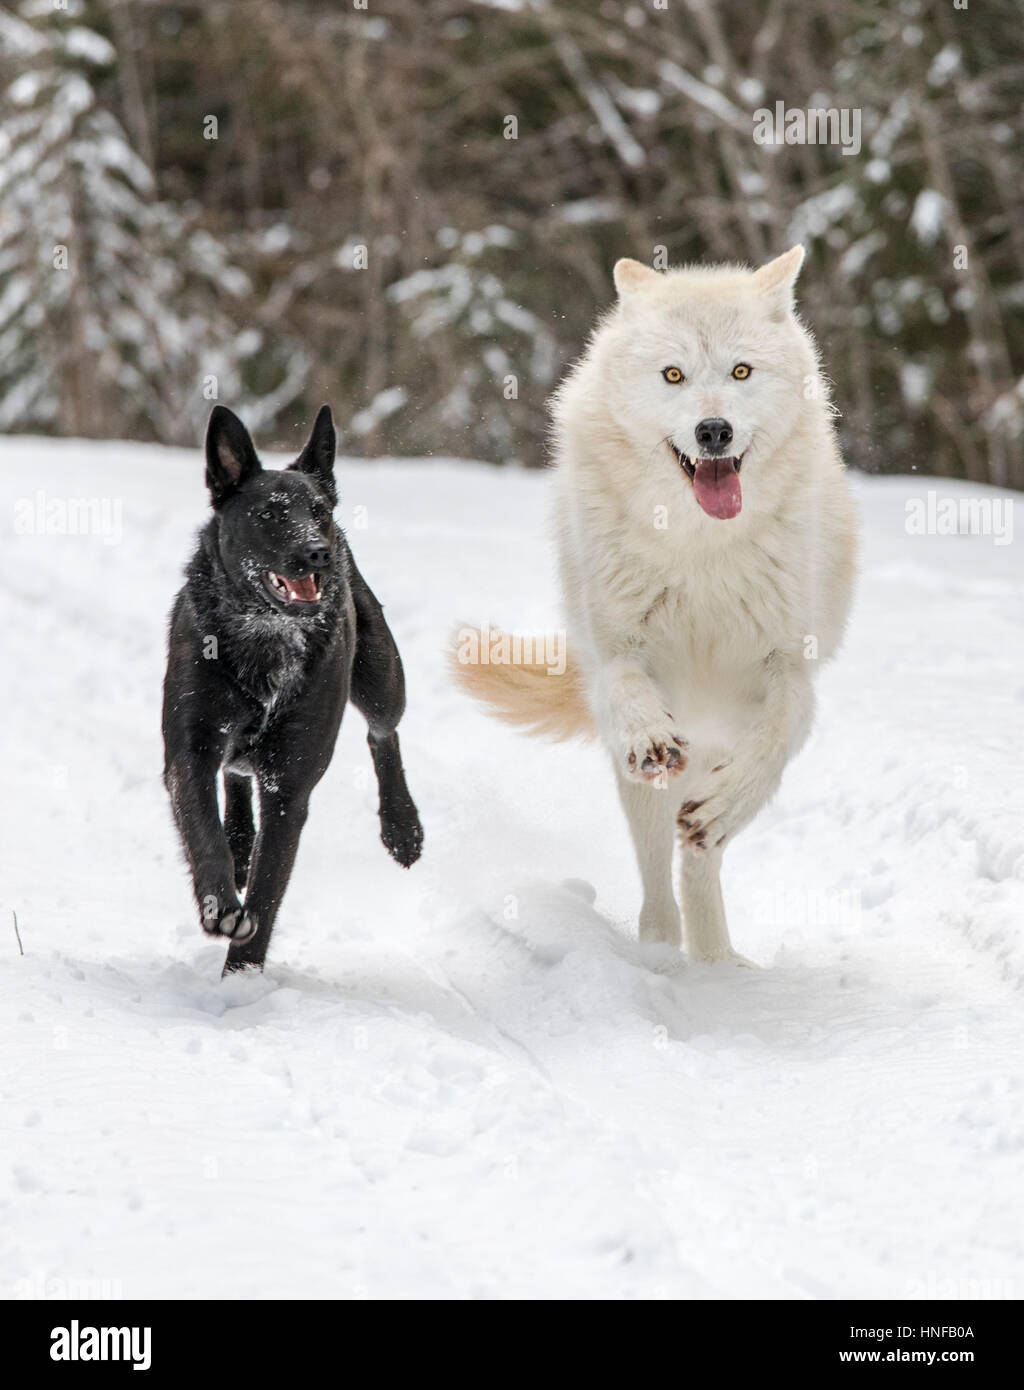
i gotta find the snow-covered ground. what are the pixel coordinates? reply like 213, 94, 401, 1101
1, 436, 1022, 1301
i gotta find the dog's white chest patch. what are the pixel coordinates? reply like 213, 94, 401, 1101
231, 612, 313, 711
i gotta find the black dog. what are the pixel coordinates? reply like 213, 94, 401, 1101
162, 404, 423, 973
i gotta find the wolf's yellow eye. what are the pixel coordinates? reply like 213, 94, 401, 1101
732, 363, 752, 380
662, 366, 684, 384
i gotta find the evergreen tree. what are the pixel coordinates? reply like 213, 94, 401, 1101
0, 0, 259, 442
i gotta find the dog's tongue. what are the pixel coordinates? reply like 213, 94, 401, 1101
692, 457, 742, 520
284, 574, 319, 602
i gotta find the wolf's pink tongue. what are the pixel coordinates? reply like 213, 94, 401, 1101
285, 575, 319, 601
692, 458, 742, 520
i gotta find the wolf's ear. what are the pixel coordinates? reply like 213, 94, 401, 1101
613, 258, 660, 297
753, 245, 805, 320
205, 406, 261, 505
289, 404, 337, 507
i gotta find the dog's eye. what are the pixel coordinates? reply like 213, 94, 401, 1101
731, 363, 752, 380
662, 366, 685, 384
259, 509, 275, 521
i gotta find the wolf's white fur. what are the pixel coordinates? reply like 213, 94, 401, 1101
454, 248, 858, 963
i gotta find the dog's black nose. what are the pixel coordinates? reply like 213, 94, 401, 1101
304, 544, 331, 570
695, 418, 733, 454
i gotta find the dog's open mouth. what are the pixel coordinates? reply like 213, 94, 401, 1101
263, 571, 323, 605
669, 444, 744, 521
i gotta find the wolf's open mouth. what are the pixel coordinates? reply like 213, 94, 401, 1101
669, 444, 744, 521
263, 571, 323, 604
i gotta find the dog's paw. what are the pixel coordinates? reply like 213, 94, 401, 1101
201, 896, 258, 944
624, 729, 688, 785
381, 805, 424, 868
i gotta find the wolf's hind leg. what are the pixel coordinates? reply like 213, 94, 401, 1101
616, 772, 681, 947
223, 771, 255, 892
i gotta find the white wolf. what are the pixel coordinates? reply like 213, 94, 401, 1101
454, 247, 858, 964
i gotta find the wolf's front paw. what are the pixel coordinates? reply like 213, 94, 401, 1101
200, 894, 258, 944
624, 729, 688, 785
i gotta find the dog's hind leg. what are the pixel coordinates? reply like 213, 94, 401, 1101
348, 560, 423, 868
677, 844, 747, 965
223, 771, 255, 893
616, 773, 681, 947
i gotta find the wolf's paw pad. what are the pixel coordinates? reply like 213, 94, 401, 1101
625, 732, 687, 785
381, 809, 424, 868
203, 904, 258, 944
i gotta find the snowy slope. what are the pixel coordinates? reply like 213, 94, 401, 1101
1, 436, 1022, 1301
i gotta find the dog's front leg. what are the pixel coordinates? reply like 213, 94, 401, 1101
222, 780, 310, 974
164, 750, 256, 945
677, 652, 815, 851
348, 558, 424, 869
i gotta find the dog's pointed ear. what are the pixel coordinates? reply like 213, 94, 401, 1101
289, 404, 337, 506
613, 258, 660, 298
753, 245, 805, 320
205, 406, 261, 505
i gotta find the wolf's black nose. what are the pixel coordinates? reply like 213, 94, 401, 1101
304, 544, 331, 570
695, 418, 733, 454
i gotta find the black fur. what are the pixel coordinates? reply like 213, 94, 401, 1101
162, 404, 423, 974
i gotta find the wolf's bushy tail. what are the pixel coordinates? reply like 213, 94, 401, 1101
448, 625, 595, 741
